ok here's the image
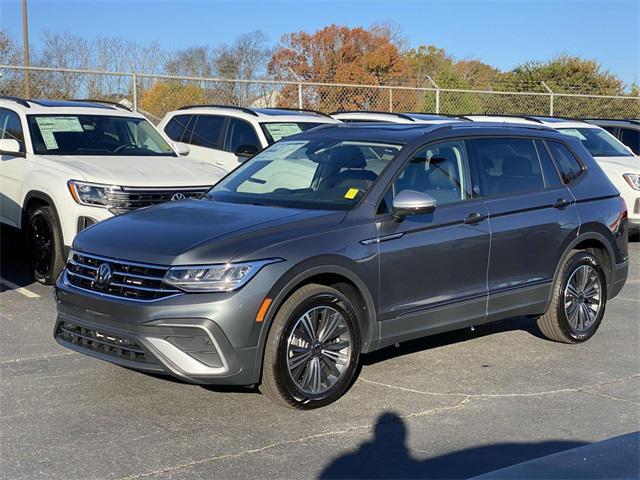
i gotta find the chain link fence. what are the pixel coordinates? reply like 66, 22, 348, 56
1, 65, 638, 122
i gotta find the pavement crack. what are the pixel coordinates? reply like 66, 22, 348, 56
359, 373, 640, 399
117, 396, 471, 479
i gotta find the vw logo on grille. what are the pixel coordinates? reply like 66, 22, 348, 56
171, 192, 186, 201
94, 263, 113, 288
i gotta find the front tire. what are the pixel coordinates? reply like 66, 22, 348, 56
27, 205, 65, 285
260, 284, 361, 409
538, 250, 607, 343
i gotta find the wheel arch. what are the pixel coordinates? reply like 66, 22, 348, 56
546, 231, 616, 311
21, 190, 61, 230
251, 259, 378, 383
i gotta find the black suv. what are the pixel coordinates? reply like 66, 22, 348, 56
55, 122, 629, 409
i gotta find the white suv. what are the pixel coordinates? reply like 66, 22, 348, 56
0, 97, 225, 284
158, 106, 340, 172
466, 115, 640, 235
584, 119, 640, 155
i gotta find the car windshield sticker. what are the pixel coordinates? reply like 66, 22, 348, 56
344, 188, 359, 199
263, 123, 304, 142
35, 116, 84, 150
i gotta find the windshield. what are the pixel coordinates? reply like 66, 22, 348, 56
260, 122, 326, 144
558, 127, 632, 157
207, 139, 402, 210
27, 115, 176, 156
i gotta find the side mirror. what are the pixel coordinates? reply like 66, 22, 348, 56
234, 144, 260, 158
0, 139, 24, 157
173, 142, 190, 156
392, 190, 437, 222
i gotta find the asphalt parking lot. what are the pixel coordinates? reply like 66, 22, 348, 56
1, 232, 639, 480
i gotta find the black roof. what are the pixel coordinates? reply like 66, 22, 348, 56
293, 121, 558, 144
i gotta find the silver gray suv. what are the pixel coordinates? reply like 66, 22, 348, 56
55, 122, 629, 409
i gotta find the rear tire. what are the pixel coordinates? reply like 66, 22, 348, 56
27, 205, 65, 285
538, 250, 607, 343
260, 284, 361, 409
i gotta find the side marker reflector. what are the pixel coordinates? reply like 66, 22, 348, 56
256, 298, 272, 323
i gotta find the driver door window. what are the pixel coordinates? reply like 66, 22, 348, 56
379, 140, 472, 214
0, 108, 25, 150
226, 118, 260, 153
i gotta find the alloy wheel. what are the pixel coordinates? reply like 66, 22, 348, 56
286, 306, 352, 396
564, 264, 602, 331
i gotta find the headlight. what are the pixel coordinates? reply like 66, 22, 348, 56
68, 180, 122, 207
164, 259, 283, 292
623, 173, 640, 191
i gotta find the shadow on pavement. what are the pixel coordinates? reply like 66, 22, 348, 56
363, 316, 545, 367
0, 225, 34, 289
320, 412, 587, 479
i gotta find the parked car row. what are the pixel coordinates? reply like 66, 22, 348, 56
0, 96, 635, 408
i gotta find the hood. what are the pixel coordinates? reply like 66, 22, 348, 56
40, 154, 225, 187
594, 156, 640, 173
73, 199, 346, 265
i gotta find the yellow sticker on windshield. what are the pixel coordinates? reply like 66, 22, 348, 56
344, 188, 359, 199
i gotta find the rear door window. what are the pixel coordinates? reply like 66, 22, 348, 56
188, 115, 226, 149
470, 138, 545, 196
163, 114, 191, 142
546, 141, 584, 185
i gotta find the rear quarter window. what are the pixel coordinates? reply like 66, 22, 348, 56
546, 141, 584, 185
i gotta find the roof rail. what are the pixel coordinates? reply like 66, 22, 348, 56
71, 99, 133, 112
401, 112, 472, 121
0, 95, 31, 108
329, 110, 416, 121
459, 113, 544, 123
177, 104, 259, 116
257, 107, 333, 118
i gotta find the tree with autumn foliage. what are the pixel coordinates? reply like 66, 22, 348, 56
268, 24, 409, 111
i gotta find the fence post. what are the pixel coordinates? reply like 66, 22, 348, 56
426, 75, 440, 113
298, 82, 303, 109
132, 72, 138, 112
542, 81, 554, 116
389, 87, 393, 112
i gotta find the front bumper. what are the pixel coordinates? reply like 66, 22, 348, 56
54, 262, 288, 385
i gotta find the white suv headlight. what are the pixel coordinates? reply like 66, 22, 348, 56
164, 259, 283, 292
623, 173, 640, 191
68, 180, 122, 207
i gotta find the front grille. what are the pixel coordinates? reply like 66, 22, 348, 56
57, 322, 153, 364
65, 252, 181, 301
106, 186, 209, 214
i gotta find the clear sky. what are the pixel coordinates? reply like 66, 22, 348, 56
1, 0, 638, 84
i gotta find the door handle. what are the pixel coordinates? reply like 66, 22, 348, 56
463, 212, 487, 224
553, 198, 571, 209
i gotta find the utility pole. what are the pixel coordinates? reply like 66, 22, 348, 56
22, 0, 30, 97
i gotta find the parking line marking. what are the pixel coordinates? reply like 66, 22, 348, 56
0, 277, 40, 298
